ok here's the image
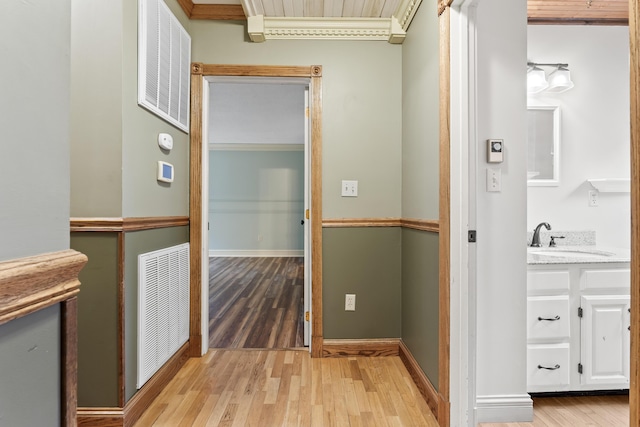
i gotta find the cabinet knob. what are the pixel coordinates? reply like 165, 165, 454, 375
538, 364, 561, 371
538, 315, 561, 322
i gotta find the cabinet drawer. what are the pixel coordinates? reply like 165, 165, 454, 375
528, 270, 570, 293
527, 296, 570, 340
527, 344, 570, 391
581, 268, 630, 291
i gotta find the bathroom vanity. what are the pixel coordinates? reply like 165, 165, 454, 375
526, 246, 631, 393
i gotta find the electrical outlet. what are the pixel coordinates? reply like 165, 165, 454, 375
588, 190, 599, 207
345, 294, 356, 311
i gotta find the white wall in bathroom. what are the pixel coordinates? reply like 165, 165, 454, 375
475, 0, 531, 421
527, 25, 630, 249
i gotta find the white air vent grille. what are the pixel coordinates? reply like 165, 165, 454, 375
138, 243, 189, 388
138, 0, 191, 133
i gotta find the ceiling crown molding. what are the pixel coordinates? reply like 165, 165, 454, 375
247, 15, 406, 44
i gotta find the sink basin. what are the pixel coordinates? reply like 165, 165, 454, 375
529, 248, 614, 258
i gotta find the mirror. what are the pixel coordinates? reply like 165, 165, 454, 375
527, 105, 560, 186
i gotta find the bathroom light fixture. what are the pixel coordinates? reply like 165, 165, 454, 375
527, 62, 574, 94
546, 65, 574, 93
527, 64, 549, 94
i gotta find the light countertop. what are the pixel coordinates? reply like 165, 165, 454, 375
527, 246, 631, 265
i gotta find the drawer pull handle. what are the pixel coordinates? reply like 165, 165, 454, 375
538, 364, 561, 371
538, 315, 560, 321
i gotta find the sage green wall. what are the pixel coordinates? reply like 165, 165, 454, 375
190, 21, 402, 219
71, 227, 190, 406
322, 228, 401, 339
70, 0, 123, 217
402, 229, 440, 389
1, 0, 71, 261
0, 305, 61, 426
400, 0, 441, 390
124, 226, 189, 402
121, 0, 190, 217
1, 1, 69, 423
209, 150, 304, 252
71, 233, 120, 407
401, 0, 440, 220
70, 0, 190, 218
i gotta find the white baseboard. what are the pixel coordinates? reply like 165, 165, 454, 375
476, 394, 533, 423
209, 250, 304, 258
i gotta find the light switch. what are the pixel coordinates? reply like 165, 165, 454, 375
486, 168, 501, 192
342, 180, 358, 197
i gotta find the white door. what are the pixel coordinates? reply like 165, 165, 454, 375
580, 295, 630, 386
303, 86, 311, 347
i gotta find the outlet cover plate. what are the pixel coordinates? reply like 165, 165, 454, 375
345, 294, 356, 311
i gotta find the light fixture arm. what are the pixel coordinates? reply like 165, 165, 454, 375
527, 62, 569, 69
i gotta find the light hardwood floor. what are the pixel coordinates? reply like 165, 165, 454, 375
479, 394, 629, 427
133, 349, 439, 426
209, 257, 305, 349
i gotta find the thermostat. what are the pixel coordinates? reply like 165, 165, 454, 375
157, 161, 174, 183
487, 139, 503, 163
158, 133, 173, 150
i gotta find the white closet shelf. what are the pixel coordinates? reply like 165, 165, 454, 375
587, 178, 630, 193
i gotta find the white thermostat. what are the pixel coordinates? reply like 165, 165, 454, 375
157, 161, 174, 183
158, 133, 173, 150
487, 139, 504, 163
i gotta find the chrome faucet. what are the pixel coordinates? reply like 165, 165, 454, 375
531, 222, 551, 247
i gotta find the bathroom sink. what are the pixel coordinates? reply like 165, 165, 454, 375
528, 248, 614, 258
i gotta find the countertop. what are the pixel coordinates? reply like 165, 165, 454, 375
527, 245, 631, 265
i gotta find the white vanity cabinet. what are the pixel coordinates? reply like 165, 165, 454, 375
527, 263, 630, 393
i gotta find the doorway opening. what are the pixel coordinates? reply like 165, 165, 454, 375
207, 77, 309, 349
189, 64, 324, 358
525, 23, 631, 421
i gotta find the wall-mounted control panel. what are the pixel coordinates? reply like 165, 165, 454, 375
157, 161, 174, 183
158, 133, 173, 150
487, 139, 504, 163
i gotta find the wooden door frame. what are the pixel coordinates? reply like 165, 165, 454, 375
188, 63, 324, 358
439, 2, 452, 426
630, 0, 639, 424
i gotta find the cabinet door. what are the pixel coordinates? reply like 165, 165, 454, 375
580, 295, 630, 386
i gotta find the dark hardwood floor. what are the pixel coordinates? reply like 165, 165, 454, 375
209, 257, 305, 349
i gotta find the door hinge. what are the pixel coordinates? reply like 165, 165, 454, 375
578, 363, 583, 374
468, 230, 477, 243
306, 209, 310, 220
578, 307, 583, 318
305, 311, 310, 321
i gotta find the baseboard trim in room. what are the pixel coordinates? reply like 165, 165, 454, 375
77, 407, 124, 426
77, 342, 190, 427
398, 339, 442, 422
209, 249, 304, 258
322, 338, 401, 357
475, 393, 534, 423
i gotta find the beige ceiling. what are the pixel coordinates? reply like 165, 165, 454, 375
183, 0, 421, 43
179, 0, 629, 43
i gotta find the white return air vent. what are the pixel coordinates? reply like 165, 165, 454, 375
137, 243, 190, 389
138, 0, 191, 133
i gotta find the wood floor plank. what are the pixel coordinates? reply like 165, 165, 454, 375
209, 257, 305, 349
479, 394, 629, 427
133, 348, 626, 427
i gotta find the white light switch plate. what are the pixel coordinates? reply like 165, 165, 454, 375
486, 168, 501, 192
342, 180, 358, 197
